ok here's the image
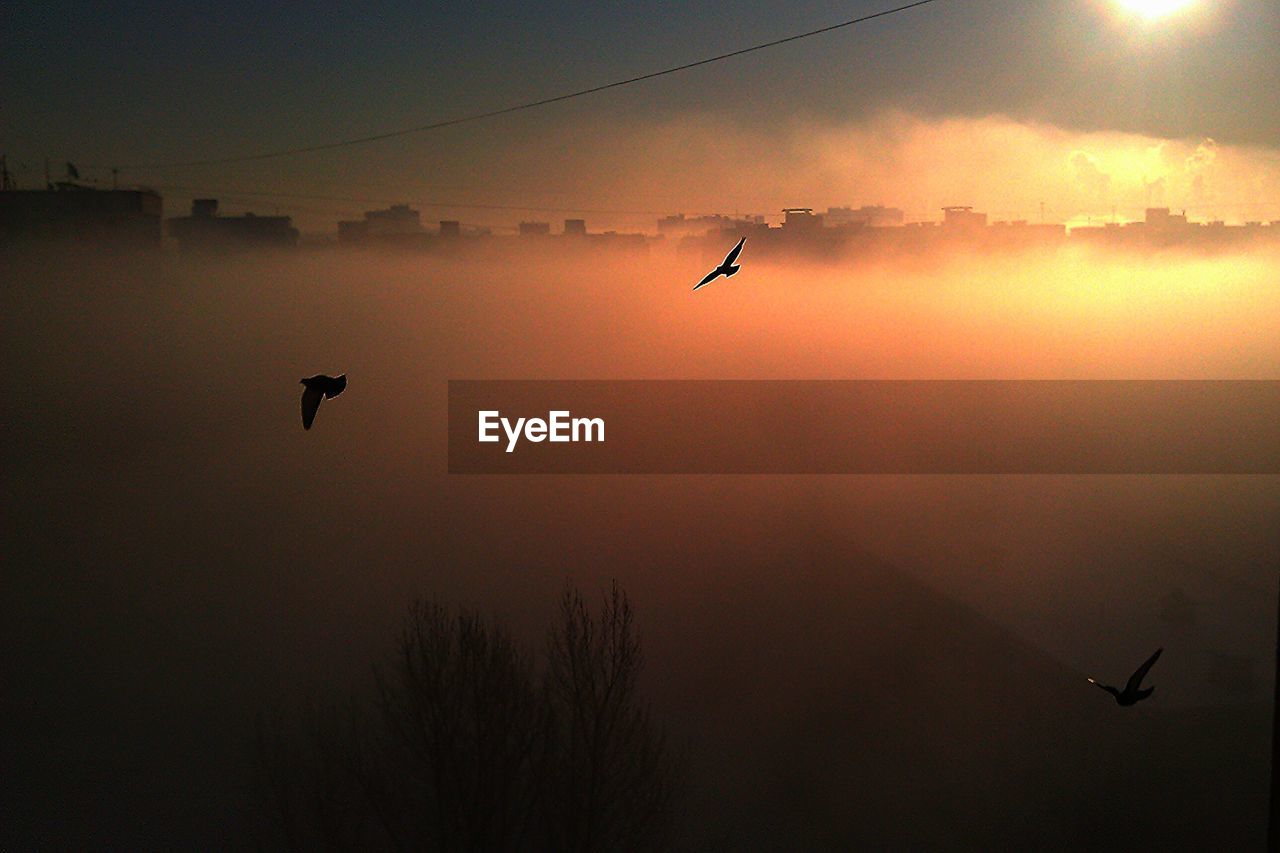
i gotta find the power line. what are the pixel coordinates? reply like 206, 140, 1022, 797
106, 0, 942, 171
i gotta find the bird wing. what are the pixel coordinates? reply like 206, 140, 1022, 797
324, 374, 347, 399
722, 237, 745, 266
694, 268, 723, 290
1087, 678, 1120, 699
301, 385, 324, 430
1125, 647, 1163, 692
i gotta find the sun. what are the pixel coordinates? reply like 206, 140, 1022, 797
1115, 0, 1197, 20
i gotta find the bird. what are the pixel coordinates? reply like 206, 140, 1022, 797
300, 374, 346, 430
693, 237, 746, 291
1088, 648, 1163, 706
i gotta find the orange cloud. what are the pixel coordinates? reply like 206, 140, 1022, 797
460, 112, 1280, 229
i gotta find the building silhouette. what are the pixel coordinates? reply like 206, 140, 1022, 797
338, 204, 427, 246
658, 213, 766, 238
825, 205, 904, 228
987, 219, 1067, 245
782, 207, 823, 230
168, 199, 298, 250
942, 206, 988, 230
9, 180, 1247, 258
0, 184, 162, 245
1071, 206, 1277, 249
586, 230, 649, 253
685, 203, 1064, 261
1144, 207, 1189, 229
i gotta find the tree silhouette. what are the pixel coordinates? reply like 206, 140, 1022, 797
255, 584, 679, 851
543, 582, 680, 852
370, 601, 547, 850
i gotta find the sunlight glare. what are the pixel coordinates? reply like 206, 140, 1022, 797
1116, 0, 1197, 21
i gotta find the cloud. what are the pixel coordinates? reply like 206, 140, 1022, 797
1144, 176, 1166, 207
1070, 151, 1112, 202
1186, 138, 1219, 173
1185, 138, 1219, 204
554, 113, 1279, 225
367, 112, 1280, 233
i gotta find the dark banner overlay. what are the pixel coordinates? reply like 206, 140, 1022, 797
447, 381, 1280, 474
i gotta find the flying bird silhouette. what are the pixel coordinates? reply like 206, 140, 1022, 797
694, 237, 745, 291
1088, 647, 1163, 706
300, 374, 346, 430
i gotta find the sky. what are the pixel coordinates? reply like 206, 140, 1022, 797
4, 0, 1280, 230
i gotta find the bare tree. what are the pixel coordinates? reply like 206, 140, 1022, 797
542, 582, 680, 852
371, 601, 547, 851
255, 586, 679, 851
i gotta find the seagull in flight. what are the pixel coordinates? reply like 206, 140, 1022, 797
694, 237, 745, 291
1088, 648, 1163, 706
300, 374, 346, 430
